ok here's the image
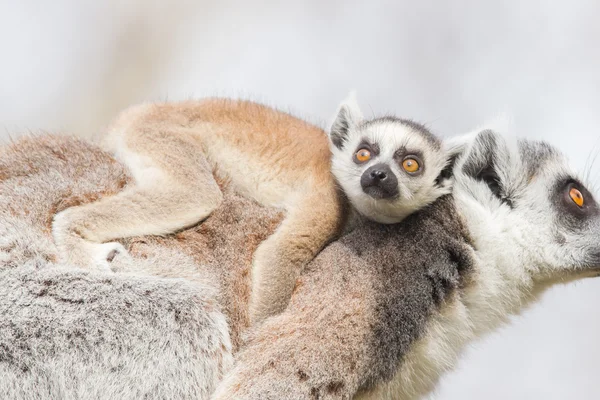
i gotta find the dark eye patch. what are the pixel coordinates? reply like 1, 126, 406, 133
353, 140, 380, 158
553, 178, 599, 229
352, 141, 379, 165
393, 148, 424, 162
394, 148, 425, 176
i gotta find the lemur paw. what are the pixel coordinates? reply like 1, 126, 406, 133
92, 241, 130, 272
52, 209, 129, 272
56, 239, 129, 273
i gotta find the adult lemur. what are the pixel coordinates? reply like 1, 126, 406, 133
213, 126, 600, 399
52, 94, 456, 323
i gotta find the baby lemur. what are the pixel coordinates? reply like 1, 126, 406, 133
328, 94, 453, 226
52, 94, 454, 323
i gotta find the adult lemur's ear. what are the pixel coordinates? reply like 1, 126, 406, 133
329, 91, 363, 149
434, 137, 468, 186
453, 115, 517, 206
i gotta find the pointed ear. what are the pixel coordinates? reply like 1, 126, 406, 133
444, 134, 470, 163
329, 91, 363, 149
434, 137, 469, 186
453, 114, 514, 178
457, 128, 515, 205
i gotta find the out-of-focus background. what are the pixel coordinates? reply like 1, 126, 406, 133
1, 1, 599, 398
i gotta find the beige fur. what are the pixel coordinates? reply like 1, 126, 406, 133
0, 134, 280, 398
52, 99, 345, 323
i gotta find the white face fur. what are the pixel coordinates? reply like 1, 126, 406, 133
355, 129, 600, 400
328, 94, 455, 224
450, 127, 600, 291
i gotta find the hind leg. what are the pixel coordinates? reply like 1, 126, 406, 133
53, 183, 221, 271
53, 123, 222, 271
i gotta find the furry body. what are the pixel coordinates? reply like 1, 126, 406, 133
51, 99, 344, 323
214, 127, 600, 399
3, 129, 599, 399
0, 136, 244, 399
51, 96, 453, 324
213, 195, 473, 399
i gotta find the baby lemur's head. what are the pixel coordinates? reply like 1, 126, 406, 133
328, 94, 455, 224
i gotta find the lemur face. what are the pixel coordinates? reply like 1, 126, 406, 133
328, 94, 455, 224
452, 127, 600, 282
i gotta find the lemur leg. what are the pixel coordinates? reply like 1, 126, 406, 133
249, 190, 344, 324
52, 129, 222, 271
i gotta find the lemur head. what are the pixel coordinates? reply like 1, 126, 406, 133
328, 93, 456, 224
452, 126, 600, 288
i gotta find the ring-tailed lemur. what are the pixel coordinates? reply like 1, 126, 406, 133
212, 126, 600, 400
51, 94, 456, 324
328, 92, 455, 225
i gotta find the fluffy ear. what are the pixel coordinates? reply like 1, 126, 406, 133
457, 128, 515, 205
434, 137, 469, 187
329, 91, 363, 149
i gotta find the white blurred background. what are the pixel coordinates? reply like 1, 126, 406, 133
1, 1, 599, 398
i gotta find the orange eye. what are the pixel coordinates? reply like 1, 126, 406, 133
569, 187, 584, 207
355, 149, 371, 163
402, 158, 420, 173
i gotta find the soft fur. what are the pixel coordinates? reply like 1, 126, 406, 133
214, 125, 600, 399
2, 128, 599, 400
51, 99, 345, 324
329, 93, 455, 224
49, 95, 454, 327
0, 135, 283, 399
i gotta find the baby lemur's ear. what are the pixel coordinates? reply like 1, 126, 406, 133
329, 91, 364, 149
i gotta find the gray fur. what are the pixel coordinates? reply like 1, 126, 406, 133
330, 105, 360, 150
364, 197, 473, 381
2, 130, 600, 400
212, 196, 473, 399
0, 262, 230, 400
215, 128, 600, 399
0, 136, 236, 400
362, 116, 441, 150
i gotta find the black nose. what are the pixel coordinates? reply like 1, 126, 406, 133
370, 169, 388, 181
361, 163, 399, 199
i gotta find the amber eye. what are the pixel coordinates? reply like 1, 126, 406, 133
402, 157, 420, 173
569, 187, 584, 207
355, 149, 371, 163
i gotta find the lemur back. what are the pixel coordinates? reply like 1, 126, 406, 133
53, 99, 345, 323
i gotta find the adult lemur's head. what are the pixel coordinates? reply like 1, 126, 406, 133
328, 93, 456, 224
452, 125, 600, 287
